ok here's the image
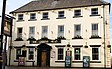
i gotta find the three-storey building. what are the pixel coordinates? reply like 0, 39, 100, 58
8, 0, 111, 68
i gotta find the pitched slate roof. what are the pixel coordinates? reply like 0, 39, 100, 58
10, 0, 110, 13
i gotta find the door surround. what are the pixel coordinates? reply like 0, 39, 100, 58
37, 43, 52, 67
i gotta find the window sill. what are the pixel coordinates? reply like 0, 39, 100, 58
72, 61, 82, 63
90, 14, 100, 16
28, 19, 37, 21
72, 38, 83, 39
26, 60, 35, 62
55, 61, 65, 63
41, 18, 50, 20
56, 17, 66, 19
73, 16, 83, 18
90, 61, 101, 63
14, 38, 24, 41
89, 37, 101, 39
17, 20, 24, 22
72, 37, 83, 39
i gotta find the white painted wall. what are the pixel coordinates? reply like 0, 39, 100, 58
9, 4, 111, 68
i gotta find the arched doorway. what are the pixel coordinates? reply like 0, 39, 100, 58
37, 43, 52, 67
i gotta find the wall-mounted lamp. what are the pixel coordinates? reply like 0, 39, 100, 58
107, 45, 111, 48
22, 44, 26, 50
67, 43, 71, 47
84, 42, 88, 48
84, 45, 88, 48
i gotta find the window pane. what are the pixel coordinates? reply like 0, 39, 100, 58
42, 26, 48, 38
58, 11, 64, 17
74, 48, 80, 60
43, 12, 48, 19
17, 28, 22, 38
16, 48, 21, 59
29, 27, 35, 38
74, 25, 81, 36
29, 48, 34, 60
58, 25, 64, 37
92, 48, 99, 60
92, 24, 98, 35
74, 10, 81, 16
30, 13, 36, 19
91, 8, 98, 15
58, 48, 63, 60
18, 14, 23, 20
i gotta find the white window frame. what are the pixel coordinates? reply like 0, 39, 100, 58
73, 47, 82, 61
91, 23, 98, 36
17, 27, 23, 38
30, 13, 36, 20
58, 25, 64, 37
74, 24, 81, 37
56, 47, 65, 61
42, 12, 48, 19
91, 47, 100, 61
74, 9, 81, 16
41, 26, 48, 38
16, 48, 21, 60
91, 8, 98, 15
58, 11, 64, 18
18, 14, 23, 21
29, 26, 35, 38
28, 48, 34, 60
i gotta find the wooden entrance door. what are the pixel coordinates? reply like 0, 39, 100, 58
41, 51, 47, 67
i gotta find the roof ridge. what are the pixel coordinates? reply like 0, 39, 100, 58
10, 0, 110, 13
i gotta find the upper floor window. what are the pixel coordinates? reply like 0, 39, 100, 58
42, 12, 49, 19
42, 26, 48, 38
58, 11, 65, 18
18, 14, 23, 21
92, 24, 98, 36
30, 13, 36, 20
58, 25, 64, 37
74, 24, 81, 36
58, 48, 64, 60
74, 48, 81, 60
92, 48, 99, 60
16, 48, 21, 59
91, 8, 98, 15
29, 27, 35, 38
28, 48, 34, 60
74, 10, 81, 16
17, 28, 23, 38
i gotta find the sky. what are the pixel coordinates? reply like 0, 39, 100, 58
0, 0, 112, 48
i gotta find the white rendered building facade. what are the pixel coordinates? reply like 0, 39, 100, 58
7, 0, 111, 68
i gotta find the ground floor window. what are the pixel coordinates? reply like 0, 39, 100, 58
16, 48, 21, 59
74, 48, 81, 60
58, 48, 64, 60
28, 48, 34, 60
92, 48, 99, 60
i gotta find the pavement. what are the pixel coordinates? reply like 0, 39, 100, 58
4, 66, 111, 69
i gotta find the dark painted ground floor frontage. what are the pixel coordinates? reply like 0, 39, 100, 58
5, 66, 111, 69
